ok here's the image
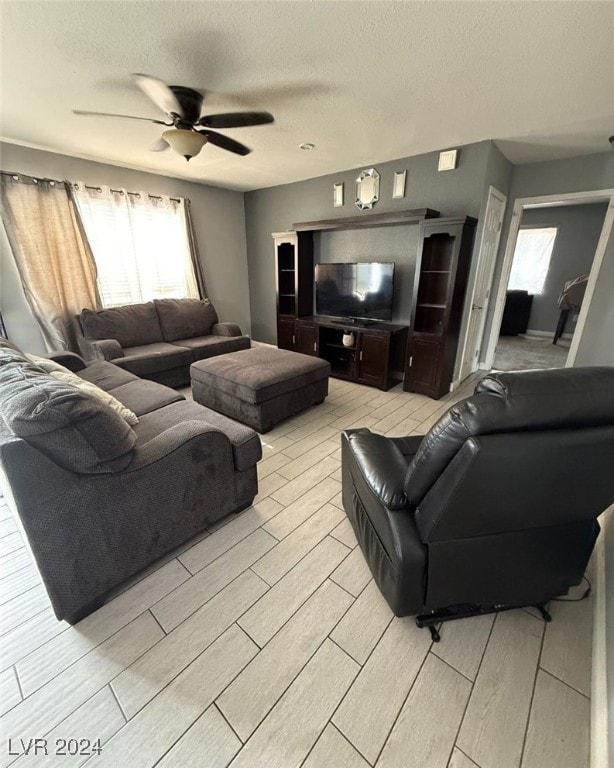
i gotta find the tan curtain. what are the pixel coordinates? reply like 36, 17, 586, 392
0, 175, 100, 351
184, 198, 208, 299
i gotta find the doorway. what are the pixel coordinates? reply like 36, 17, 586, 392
482, 189, 614, 372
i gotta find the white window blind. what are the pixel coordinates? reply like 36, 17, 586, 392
73, 185, 199, 307
508, 227, 557, 295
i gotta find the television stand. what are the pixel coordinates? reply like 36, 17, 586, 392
331, 318, 375, 327
295, 316, 408, 391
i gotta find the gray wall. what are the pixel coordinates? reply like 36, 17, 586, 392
481, 150, 614, 364
519, 203, 608, 333
0, 142, 250, 353
245, 141, 496, 344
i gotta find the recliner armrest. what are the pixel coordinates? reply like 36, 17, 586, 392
211, 322, 242, 337
343, 429, 409, 510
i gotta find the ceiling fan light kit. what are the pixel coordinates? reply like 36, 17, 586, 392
162, 129, 207, 161
73, 73, 274, 162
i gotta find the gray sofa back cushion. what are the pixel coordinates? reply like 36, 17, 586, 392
155, 298, 218, 342
80, 302, 163, 348
0, 363, 136, 474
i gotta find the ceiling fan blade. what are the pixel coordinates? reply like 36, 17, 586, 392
198, 130, 251, 156
150, 136, 170, 152
132, 73, 183, 117
198, 111, 274, 129
73, 110, 169, 125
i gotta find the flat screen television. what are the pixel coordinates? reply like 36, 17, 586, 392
315, 262, 394, 321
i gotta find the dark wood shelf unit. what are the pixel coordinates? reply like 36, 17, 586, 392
292, 208, 440, 232
274, 231, 314, 351
296, 316, 408, 391
404, 216, 477, 399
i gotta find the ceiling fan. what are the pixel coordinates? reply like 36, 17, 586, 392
74, 74, 274, 161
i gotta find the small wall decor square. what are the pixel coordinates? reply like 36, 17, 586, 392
333, 182, 344, 207
438, 149, 458, 171
392, 171, 406, 199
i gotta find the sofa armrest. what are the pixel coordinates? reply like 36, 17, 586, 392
127, 421, 231, 470
211, 322, 242, 337
80, 337, 124, 362
46, 351, 87, 372
342, 429, 409, 510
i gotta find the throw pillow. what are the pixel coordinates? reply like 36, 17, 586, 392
26, 354, 139, 426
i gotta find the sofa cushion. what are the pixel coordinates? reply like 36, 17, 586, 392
115, 342, 193, 376
174, 334, 250, 361
109, 380, 185, 416
191, 348, 330, 405
155, 298, 218, 342
78, 361, 139, 391
80, 302, 163, 348
134, 400, 261, 471
0, 364, 136, 474
26, 355, 138, 426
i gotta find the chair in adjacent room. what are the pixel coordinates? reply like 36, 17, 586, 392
341, 367, 614, 640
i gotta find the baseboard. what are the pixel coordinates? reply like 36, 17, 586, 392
591, 505, 612, 768
251, 340, 277, 349
524, 329, 573, 340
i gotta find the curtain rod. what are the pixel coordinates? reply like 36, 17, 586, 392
74, 183, 181, 204
1, 171, 184, 204
0, 170, 65, 187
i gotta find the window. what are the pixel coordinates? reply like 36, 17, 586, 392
508, 227, 557, 294
73, 186, 199, 307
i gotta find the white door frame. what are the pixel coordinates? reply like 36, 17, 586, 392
455, 185, 507, 386
483, 188, 614, 369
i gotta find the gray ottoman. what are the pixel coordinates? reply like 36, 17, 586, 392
191, 347, 330, 433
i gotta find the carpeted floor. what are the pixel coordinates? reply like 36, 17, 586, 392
493, 335, 570, 371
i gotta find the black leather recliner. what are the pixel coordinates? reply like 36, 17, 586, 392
341, 367, 614, 638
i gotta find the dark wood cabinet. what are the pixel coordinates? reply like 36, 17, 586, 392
277, 317, 296, 351
273, 231, 314, 350
406, 337, 441, 392
296, 317, 408, 390
357, 331, 389, 387
296, 322, 319, 356
404, 217, 477, 399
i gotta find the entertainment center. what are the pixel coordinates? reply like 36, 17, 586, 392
273, 208, 477, 396
295, 316, 408, 391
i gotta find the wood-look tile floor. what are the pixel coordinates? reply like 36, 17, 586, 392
0, 375, 592, 768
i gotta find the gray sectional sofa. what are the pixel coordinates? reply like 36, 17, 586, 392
74, 297, 251, 387
0, 339, 262, 624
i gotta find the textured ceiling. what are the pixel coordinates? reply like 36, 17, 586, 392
1, 1, 612, 191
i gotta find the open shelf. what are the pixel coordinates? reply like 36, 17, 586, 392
327, 342, 357, 350
278, 295, 296, 315
277, 242, 295, 271
414, 304, 445, 335
421, 233, 455, 272
405, 217, 478, 399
